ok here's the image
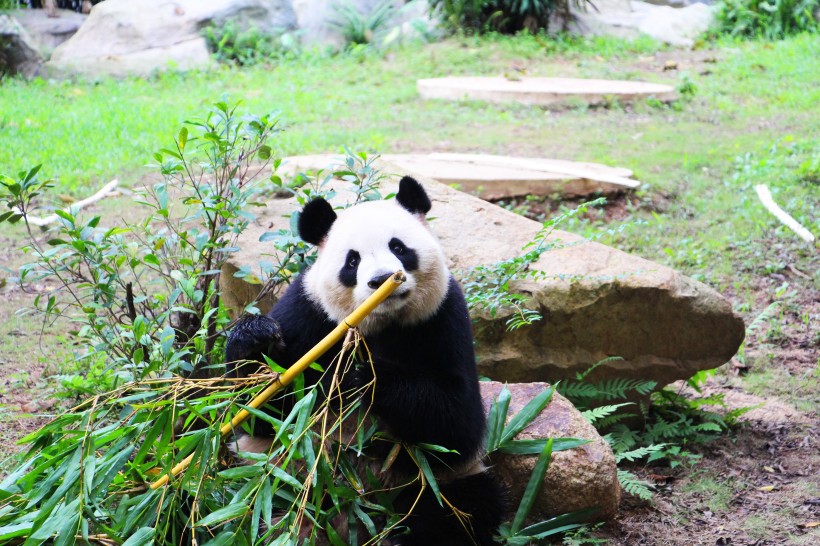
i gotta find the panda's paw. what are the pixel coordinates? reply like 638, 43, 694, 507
226, 315, 286, 370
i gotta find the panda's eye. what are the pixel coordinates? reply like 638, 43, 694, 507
344, 251, 360, 269
389, 238, 406, 256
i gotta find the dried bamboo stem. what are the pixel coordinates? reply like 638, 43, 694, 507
754, 185, 815, 243
19, 179, 119, 228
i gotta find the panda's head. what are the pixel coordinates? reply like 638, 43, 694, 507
300, 177, 448, 333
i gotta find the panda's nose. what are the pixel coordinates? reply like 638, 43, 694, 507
368, 272, 393, 290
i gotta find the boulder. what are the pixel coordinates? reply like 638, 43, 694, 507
47, 0, 297, 77
481, 381, 620, 520
293, 0, 436, 48
0, 14, 43, 77
570, 0, 716, 48
222, 162, 745, 391
12, 8, 86, 54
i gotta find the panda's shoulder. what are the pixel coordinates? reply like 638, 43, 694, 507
268, 274, 332, 332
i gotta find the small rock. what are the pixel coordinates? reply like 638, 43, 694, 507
482, 381, 621, 520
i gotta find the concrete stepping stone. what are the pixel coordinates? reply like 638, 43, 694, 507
417, 76, 677, 106
280, 153, 640, 200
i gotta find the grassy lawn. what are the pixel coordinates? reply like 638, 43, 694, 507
0, 30, 818, 545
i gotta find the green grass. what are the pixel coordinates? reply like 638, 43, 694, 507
1, 31, 818, 297
680, 472, 735, 513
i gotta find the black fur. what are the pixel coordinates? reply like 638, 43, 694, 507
226, 277, 503, 544
298, 198, 337, 245
339, 250, 360, 287
396, 176, 432, 215
225, 185, 504, 545
388, 237, 419, 273
392, 471, 507, 546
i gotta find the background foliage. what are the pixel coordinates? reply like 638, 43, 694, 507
714, 0, 819, 39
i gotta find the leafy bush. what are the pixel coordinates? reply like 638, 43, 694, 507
0, 102, 593, 543
2, 102, 284, 390
714, 0, 820, 39
430, 0, 591, 34
331, 0, 398, 46
203, 20, 300, 66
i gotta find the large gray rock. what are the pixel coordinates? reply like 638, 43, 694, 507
482, 381, 620, 521
222, 164, 745, 391
47, 0, 297, 77
13, 8, 86, 54
293, 0, 436, 47
0, 14, 43, 77
570, 0, 716, 48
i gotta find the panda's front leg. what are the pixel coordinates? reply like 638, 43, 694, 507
361, 363, 484, 469
225, 314, 288, 446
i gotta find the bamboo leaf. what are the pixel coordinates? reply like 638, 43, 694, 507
499, 437, 590, 455
500, 385, 555, 446
196, 502, 248, 527
517, 508, 600, 537
412, 448, 442, 506
511, 438, 553, 534
122, 527, 155, 546
485, 385, 511, 452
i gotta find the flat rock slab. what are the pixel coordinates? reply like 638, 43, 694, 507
281, 153, 639, 200
223, 161, 745, 392
417, 76, 677, 106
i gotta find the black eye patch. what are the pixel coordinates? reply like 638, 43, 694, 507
339, 250, 360, 287
389, 237, 418, 272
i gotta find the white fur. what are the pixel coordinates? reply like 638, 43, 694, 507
303, 200, 448, 335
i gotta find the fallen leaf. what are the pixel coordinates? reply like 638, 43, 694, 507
763, 466, 775, 473
758, 485, 776, 492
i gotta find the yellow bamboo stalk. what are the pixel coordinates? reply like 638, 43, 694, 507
150, 270, 406, 489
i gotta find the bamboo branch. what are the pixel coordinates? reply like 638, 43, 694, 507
754, 185, 815, 243
150, 270, 406, 489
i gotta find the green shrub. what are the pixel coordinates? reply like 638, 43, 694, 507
0, 102, 593, 543
430, 0, 591, 34
331, 0, 398, 46
202, 20, 299, 66
714, 0, 820, 39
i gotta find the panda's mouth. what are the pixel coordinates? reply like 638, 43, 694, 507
381, 290, 411, 304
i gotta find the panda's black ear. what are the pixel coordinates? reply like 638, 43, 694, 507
298, 198, 337, 246
396, 176, 432, 215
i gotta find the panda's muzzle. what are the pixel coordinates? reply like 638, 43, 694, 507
367, 272, 395, 289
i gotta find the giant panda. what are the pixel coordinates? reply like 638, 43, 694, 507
226, 176, 505, 545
